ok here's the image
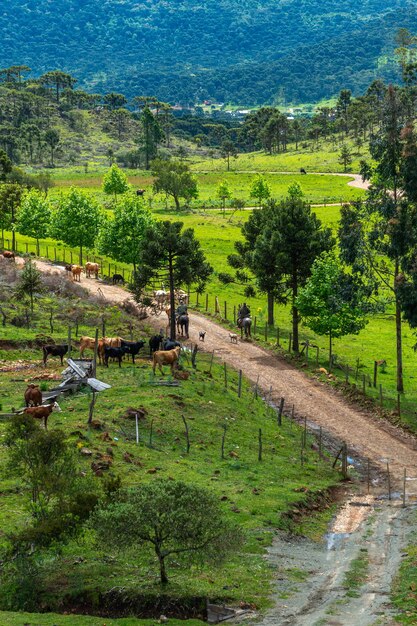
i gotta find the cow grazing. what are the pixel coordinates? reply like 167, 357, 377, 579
152, 346, 181, 375
23, 401, 61, 429
71, 265, 82, 281
2, 250, 15, 260
42, 344, 69, 366
136, 189, 145, 196
112, 273, 125, 284
79, 335, 97, 358
24, 384, 42, 407
98, 336, 123, 364
300, 168, 307, 175
120, 339, 145, 364
104, 345, 129, 368
85, 262, 100, 279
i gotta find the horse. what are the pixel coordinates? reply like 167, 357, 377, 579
238, 316, 251, 339
177, 314, 189, 338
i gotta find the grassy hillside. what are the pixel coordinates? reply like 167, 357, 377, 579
1, 0, 417, 103
0, 271, 338, 618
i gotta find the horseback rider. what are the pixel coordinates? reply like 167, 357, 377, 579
237, 302, 250, 326
176, 299, 188, 319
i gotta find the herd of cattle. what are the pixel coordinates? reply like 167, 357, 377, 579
42, 333, 182, 370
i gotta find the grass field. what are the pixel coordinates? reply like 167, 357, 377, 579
42, 166, 364, 207
0, 287, 339, 619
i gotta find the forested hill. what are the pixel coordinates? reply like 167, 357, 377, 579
2, 0, 417, 104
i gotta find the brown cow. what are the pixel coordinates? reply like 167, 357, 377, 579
80, 335, 122, 364
152, 346, 181, 375
23, 401, 61, 429
85, 262, 100, 279
24, 384, 42, 407
71, 265, 82, 281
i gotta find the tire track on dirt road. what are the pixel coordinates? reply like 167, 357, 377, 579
34, 259, 417, 485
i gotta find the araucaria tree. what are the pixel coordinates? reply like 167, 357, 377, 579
52, 188, 102, 265
152, 158, 198, 210
296, 252, 368, 363
98, 196, 154, 270
237, 196, 333, 349
92, 479, 243, 585
131, 221, 212, 339
16, 191, 52, 256
340, 86, 417, 392
102, 164, 130, 201
16, 258, 43, 312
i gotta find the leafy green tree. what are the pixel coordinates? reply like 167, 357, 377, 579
220, 139, 238, 171
152, 158, 198, 211
39, 70, 76, 102
340, 87, 417, 392
16, 258, 43, 312
338, 143, 352, 172
296, 252, 368, 363
102, 164, 130, 201
0, 148, 12, 180
0, 183, 24, 251
216, 180, 232, 214
44, 129, 60, 167
4, 414, 98, 552
139, 106, 164, 170
103, 92, 127, 110
16, 191, 52, 255
51, 188, 102, 264
132, 221, 212, 338
249, 175, 270, 208
98, 196, 154, 270
239, 197, 333, 350
92, 479, 243, 585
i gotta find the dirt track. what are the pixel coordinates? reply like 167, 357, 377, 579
32, 259, 417, 485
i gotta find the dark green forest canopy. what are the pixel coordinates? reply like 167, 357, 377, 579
2, 0, 417, 104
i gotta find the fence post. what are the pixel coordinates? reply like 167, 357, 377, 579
196, 291, 199, 308
258, 428, 262, 461
54, 247, 57, 262
276, 327, 280, 346
215, 296, 220, 314
373, 361, 377, 388
224, 301, 227, 320
46, 245, 49, 258
25, 242, 28, 254
288, 333, 292, 353
182, 415, 190, 454
254, 317, 257, 335
277, 397, 284, 426
379, 384, 383, 407
70, 251, 73, 264
205, 293, 208, 311
238, 370, 242, 398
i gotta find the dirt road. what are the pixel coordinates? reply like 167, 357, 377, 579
32, 259, 417, 625
34, 258, 417, 485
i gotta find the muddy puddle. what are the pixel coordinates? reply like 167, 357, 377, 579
246, 493, 417, 626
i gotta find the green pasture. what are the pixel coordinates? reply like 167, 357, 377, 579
392, 522, 417, 624
0, 289, 338, 616
42, 165, 365, 207
191, 140, 370, 174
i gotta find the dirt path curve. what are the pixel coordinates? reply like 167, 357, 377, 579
34, 258, 417, 485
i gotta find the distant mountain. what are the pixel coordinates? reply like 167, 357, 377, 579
2, 0, 417, 104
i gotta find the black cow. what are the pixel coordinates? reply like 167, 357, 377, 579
149, 334, 164, 356
162, 339, 181, 351
120, 339, 145, 364
42, 344, 69, 366
136, 189, 146, 197
300, 168, 307, 175
104, 345, 129, 368
112, 273, 125, 285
